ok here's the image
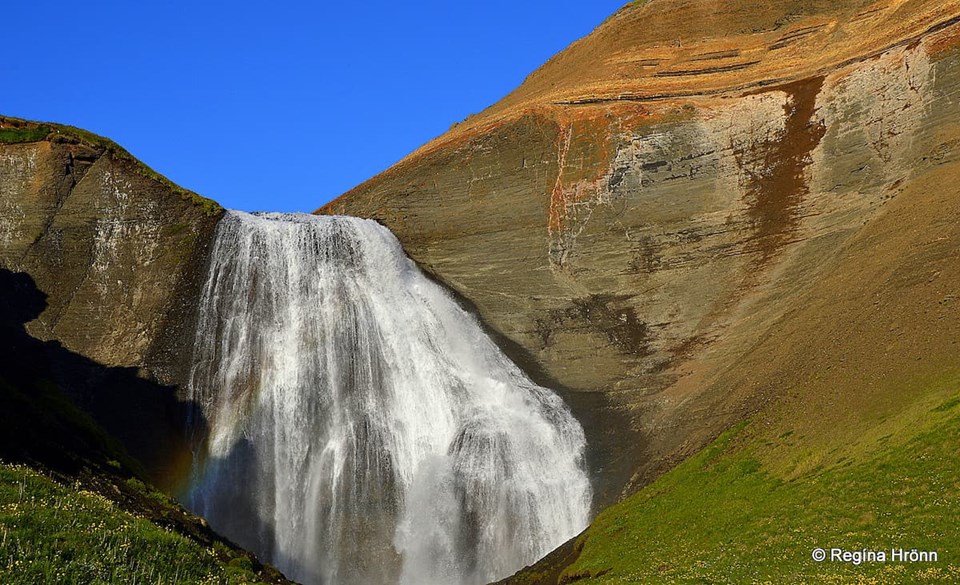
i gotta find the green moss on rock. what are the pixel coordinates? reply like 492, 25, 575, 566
0, 115, 223, 217
0, 126, 51, 144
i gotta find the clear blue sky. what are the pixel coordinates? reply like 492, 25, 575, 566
3, 1, 625, 212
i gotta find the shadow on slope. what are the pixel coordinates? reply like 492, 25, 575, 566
0, 267, 201, 488
0, 267, 293, 583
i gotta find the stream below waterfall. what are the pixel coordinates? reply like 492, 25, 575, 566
184, 211, 591, 585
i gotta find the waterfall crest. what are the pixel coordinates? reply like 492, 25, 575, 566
186, 211, 591, 585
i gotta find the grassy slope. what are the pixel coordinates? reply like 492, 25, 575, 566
0, 350, 289, 583
0, 464, 266, 584
562, 374, 960, 584
0, 374, 289, 584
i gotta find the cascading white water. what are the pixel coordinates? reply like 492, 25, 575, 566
185, 211, 591, 585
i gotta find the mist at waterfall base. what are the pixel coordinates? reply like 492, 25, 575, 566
184, 211, 592, 585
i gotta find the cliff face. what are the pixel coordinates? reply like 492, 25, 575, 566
0, 119, 222, 483
0, 122, 295, 585
321, 0, 960, 505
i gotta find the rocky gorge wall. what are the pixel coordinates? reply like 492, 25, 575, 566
321, 0, 960, 505
0, 120, 222, 484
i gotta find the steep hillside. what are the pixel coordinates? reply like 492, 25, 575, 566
321, 0, 960, 512
515, 392, 960, 584
0, 459, 292, 584
0, 284, 291, 584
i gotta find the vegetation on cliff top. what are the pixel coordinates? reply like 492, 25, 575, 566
0, 126, 52, 144
0, 116, 222, 216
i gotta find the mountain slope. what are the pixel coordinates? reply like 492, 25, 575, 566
0, 464, 289, 584
321, 0, 960, 507
500, 132, 960, 583
2, 1, 959, 582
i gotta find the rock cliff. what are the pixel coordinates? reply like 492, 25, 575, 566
0, 118, 222, 485
320, 0, 960, 506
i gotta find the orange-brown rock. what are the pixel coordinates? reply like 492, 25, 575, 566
320, 0, 960, 506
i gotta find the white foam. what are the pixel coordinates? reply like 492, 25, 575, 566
186, 211, 591, 585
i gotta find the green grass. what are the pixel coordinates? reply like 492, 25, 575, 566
0, 126, 51, 144
559, 390, 960, 584
0, 367, 287, 583
0, 464, 269, 584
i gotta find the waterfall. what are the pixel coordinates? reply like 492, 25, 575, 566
185, 211, 591, 585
